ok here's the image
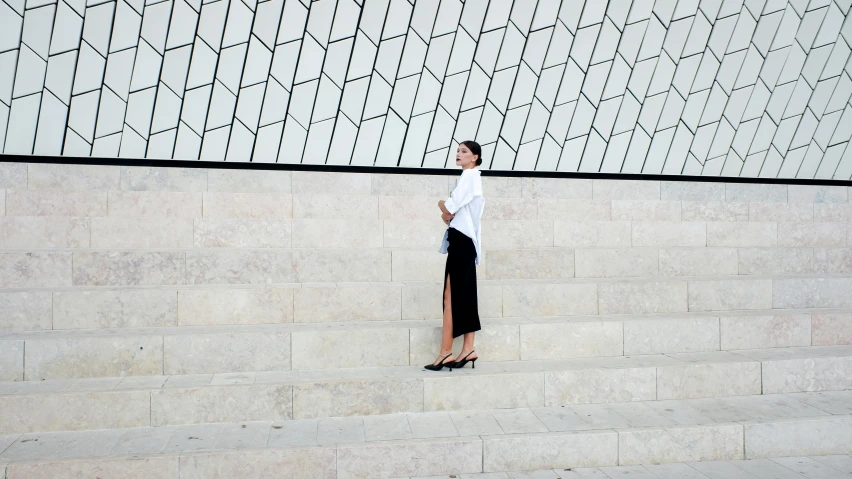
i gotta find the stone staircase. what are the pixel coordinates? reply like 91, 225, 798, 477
1, 161, 851, 477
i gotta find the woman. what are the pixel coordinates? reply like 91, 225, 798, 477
425, 141, 485, 371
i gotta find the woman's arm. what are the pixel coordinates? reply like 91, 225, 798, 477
438, 200, 451, 215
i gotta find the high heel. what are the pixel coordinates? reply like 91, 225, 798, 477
451, 350, 477, 369
424, 353, 454, 371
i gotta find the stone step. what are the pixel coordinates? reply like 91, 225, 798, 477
2, 308, 852, 381
5, 274, 852, 333
1, 392, 850, 478
1, 346, 851, 434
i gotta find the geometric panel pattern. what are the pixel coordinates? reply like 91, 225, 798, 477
3, 0, 852, 179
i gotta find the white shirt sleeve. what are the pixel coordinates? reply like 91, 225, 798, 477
444, 172, 478, 214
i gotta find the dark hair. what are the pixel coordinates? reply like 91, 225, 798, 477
461, 140, 483, 167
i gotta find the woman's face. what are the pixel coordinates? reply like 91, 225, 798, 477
455, 144, 478, 169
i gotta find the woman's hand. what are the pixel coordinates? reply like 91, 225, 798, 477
442, 212, 454, 224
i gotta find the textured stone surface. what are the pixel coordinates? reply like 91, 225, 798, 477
293, 379, 423, 419
0, 252, 72, 287
656, 362, 761, 399
482, 221, 554, 248
761, 356, 852, 393
0, 390, 150, 433
292, 171, 372, 195
164, 331, 290, 374
294, 285, 400, 322
812, 313, 852, 345
378, 195, 444, 219
0, 217, 90, 248
598, 281, 687, 314
180, 448, 335, 479
624, 317, 720, 355
522, 178, 593, 199
409, 324, 520, 364
120, 166, 207, 191
632, 222, 706, 247
481, 198, 538, 220
813, 248, 852, 273
773, 278, 852, 308
194, 219, 292, 248
186, 250, 293, 284
179, 288, 293, 325
748, 202, 813, 222
738, 248, 814, 274
207, 169, 291, 193
659, 248, 737, 276
28, 164, 120, 190
815, 203, 852, 221
383, 219, 447, 248
25, 336, 164, 380
486, 249, 574, 279
291, 328, 408, 369
619, 424, 743, 464
554, 221, 631, 247
54, 290, 178, 329
545, 368, 656, 404
536, 199, 611, 221
202, 193, 292, 218
744, 416, 852, 458
5, 189, 107, 216
661, 181, 725, 201
294, 194, 378, 219
391, 249, 446, 281
107, 191, 202, 217
91, 217, 193, 248
151, 385, 292, 426
503, 283, 598, 316
0, 162, 27, 188
520, 322, 623, 359
0, 340, 23, 381
706, 222, 777, 246
292, 219, 383, 248
787, 185, 848, 203
777, 222, 846, 247
338, 437, 482, 479
612, 201, 681, 221
720, 315, 811, 350
484, 430, 619, 471
688, 280, 773, 311
293, 249, 391, 282
681, 201, 749, 222
0, 292, 52, 331
575, 248, 658, 277
725, 183, 787, 202
593, 180, 660, 200
425, 373, 544, 411
373, 174, 449, 196
73, 252, 184, 286
7, 457, 179, 479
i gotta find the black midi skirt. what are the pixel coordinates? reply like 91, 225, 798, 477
443, 227, 482, 338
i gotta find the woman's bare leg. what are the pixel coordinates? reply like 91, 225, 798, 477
459, 332, 477, 360
434, 273, 456, 365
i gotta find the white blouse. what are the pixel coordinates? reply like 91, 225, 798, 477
439, 169, 485, 265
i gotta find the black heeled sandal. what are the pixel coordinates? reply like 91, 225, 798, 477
424, 353, 454, 371
451, 350, 477, 369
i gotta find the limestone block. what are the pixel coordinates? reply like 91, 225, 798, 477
293, 194, 378, 219
193, 218, 291, 248
378, 195, 444, 220
409, 324, 520, 364
294, 249, 391, 282
744, 416, 852, 458
483, 220, 554, 248
391, 250, 445, 281
0, 292, 52, 331
536, 199, 611, 221
401, 281, 501, 320
164, 331, 290, 374
0, 252, 72, 287
575, 248, 658, 277
661, 181, 726, 201
292, 219, 383, 248
812, 313, 852, 345
656, 361, 761, 399
29, 163, 120, 190
593, 179, 660, 200
773, 278, 852, 308
180, 448, 335, 479
338, 437, 482, 479
720, 315, 811, 350
761, 356, 852, 393
91, 217, 193, 248
599, 281, 687, 314
55, 289, 178, 329
706, 222, 777, 246
0, 217, 89, 248
815, 203, 852, 221
813, 248, 852, 273
186, 250, 293, 284
624, 317, 720, 354
503, 283, 598, 316
483, 177, 524, 198
787, 184, 848, 203
748, 202, 813, 222
179, 288, 292, 325
107, 191, 202, 217
778, 222, 846, 246
632, 221, 706, 247
482, 198, 538, 220
73, 252, 184, 286
725, 183, 787, 202
7, 457, 179, 479
0, 162, 27, 188
383, 219, 449, 249
484, 430, 617, 471
151, 384, 292, 426
612, 200, 681, 221
738, 247, 813, 274
688, 279, 772, 311
293, 379, 423, 418
292, 171, 372, 195
294, 285, 399, 322
120, 166, 206, 191
373, 173, 449, 196
207, 169, 291, 193
545, 368, 656, 404
555, 221, 631, 247
0, 340, 23, 381
5, 189, 107, 216
202, 192, 292, 218
291, 328, 408, 369
659, 248, 737, 276
681, 201, 749, 222
0, 390, 150, 433
487, 248, 574, 279
425, 372, 544, 410
520, 322, 623, 359
619, 424, 744, 465
25, 336, 164, 379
